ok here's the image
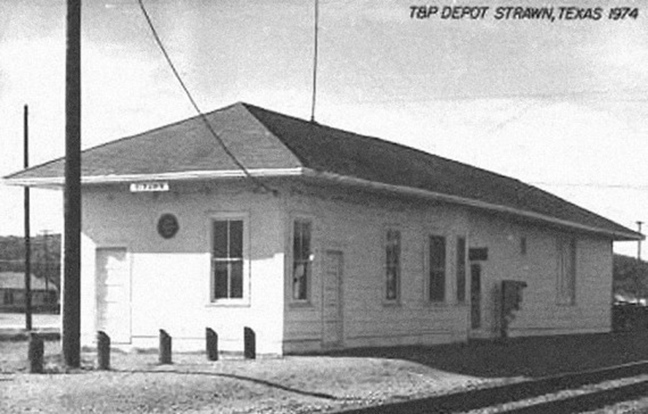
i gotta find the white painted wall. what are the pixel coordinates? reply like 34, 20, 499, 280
281, 183, 471, 353
78, 178, 616, 355
468, 213, 613, 338
281, 182, 616, 352
79, 181, 285, 354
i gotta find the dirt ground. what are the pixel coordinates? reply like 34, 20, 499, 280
2, 332, 648, 413
1, 341, 485, 413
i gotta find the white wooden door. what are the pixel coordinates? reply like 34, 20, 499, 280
96, 248, 131, 343
322, 250, 343, 346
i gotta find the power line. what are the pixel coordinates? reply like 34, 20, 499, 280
530, 182, 648, 190
136, 0, 277, 195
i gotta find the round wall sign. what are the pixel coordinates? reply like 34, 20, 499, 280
157, 214, 179, 239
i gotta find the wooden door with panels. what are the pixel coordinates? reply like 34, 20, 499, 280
96, 247, 132, 344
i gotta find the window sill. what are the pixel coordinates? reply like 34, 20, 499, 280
424, 301, 465, 308
288, 301, 314, 309
382, 300, 402, 308
206, 299, 251, 308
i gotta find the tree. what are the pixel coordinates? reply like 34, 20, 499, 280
613, 254, 648, 302
0, 233, 61, 289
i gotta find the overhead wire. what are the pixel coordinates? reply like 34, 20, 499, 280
529, 182, 648, 190
136, 0, 277, 195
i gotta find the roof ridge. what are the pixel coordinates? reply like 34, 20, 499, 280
239, 102, 530, 186
240, 103, 312, 168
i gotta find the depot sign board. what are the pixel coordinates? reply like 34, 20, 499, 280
129, 182, 169, 193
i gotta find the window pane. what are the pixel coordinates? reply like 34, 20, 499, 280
430, 271, 445, 301
213, 262, 229, 299
292, 220, 312, 300
429, 235, 446, 302
229, 220, 243, 258
293, 262, 308, 300
230, 260, 243, 298
213, 221, 228, 258
429, 236, 445, 270
294, 221, 311, 261
385, 230, 400, 300
386, 267, 398, 300
558, 238, 576, 304
293, 222, 302, 260
300, 222, 311, 260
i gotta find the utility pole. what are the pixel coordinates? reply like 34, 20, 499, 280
24, 104, 32, 331
62, 0, 82, 368
637, 221, 644, 261
310, 0, 319, 123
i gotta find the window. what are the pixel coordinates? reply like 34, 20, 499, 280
557, 237, 576, 305
292, 220, 312, 301
456, 237, 466, 303
212, 219, 244, 300
520, 236, 527, 256
385, 229, 401, 301
429, 235, 446, 302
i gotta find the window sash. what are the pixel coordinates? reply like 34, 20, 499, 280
429, 235, 446, 302
456, 237, 466, 303
557, 238, 576, 305
212, 219, 244, 301
292, 220, 312, 301
385, 229, 401, 301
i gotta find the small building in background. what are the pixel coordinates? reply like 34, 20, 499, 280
0, 272, 59, 313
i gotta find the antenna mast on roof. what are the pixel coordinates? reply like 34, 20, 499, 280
310, 0, 319, 123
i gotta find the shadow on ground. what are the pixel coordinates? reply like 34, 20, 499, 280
319, 331, 648, 379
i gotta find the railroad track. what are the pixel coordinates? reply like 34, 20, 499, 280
341, 360, 648, 413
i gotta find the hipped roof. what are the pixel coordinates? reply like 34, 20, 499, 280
4, 102, 642, 241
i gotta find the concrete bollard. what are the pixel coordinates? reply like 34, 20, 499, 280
28, 332, 44, 373
244, 327, 256, 360
97, 331, 111, 370
206, 328, 218, 361
159, 329, 172, 364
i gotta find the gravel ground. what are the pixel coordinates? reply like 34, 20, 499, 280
586, 397, 648, 414
3, 332, 648, 414
0, 341, 488, 413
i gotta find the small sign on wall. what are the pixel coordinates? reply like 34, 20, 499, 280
130, 182, 169, 192
157, 214, 179, 239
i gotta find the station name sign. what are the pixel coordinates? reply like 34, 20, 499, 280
129, 182, 170, 192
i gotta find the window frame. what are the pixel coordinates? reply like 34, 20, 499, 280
456, 236, 467, 304
556, 236, 577, 306
520, 236, 528, 256
289, 216, 314, 305
426, 234, 447, 303
383, 227, 402, 305
209, 212, 250, 306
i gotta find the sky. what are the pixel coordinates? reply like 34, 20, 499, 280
0, 0, 646, 257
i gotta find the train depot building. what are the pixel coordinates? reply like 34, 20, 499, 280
4, 102, 642, 355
